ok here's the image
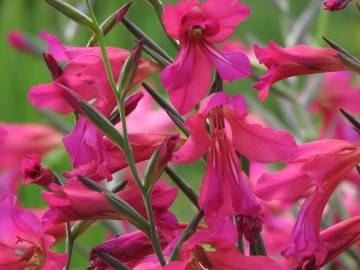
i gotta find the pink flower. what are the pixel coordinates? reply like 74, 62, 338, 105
161, 0, 251, 114
42, 180, 178, 231
7, 31, 31, 53
318, 216, 360, 266
253, 41, 351, 101
21, 154, 56, 188
29, 32, 160, 115
255, 139, 360, 268
0, 169, 21, 202
311, 71, 360, 142
88, 230, 169, 270
323, 0, 352, 11
125, 88, 175, 133
0, 123, 62, 168
64, 132, 176, 181
134, 219, 282, 270
173, 92, 297, 224
0, 123, 61, 199
0, 196, 67, 270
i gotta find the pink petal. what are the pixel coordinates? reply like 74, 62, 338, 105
161, 42, 212, 115
200, 42, 251, 80
226, 110, 298, 162
28, 83, 74, 114
200, 0, 250, 43
255, 163, 314, 202
172, 114, 210, 163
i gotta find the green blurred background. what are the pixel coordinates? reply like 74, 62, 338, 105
0, 0, 359, 268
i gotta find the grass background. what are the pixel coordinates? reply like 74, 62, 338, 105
0, 0, 359, 268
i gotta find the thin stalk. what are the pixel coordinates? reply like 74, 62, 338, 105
85, 0, 122, 111
122, 17, 173, 63
167, 210, 204, 262
165, 166, 199, 209
85, 1, 166, 264
144, 195, 166, 265
65, 222, 74, 270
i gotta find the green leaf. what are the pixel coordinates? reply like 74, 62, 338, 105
117, 40, 143, 97
45, 0, 93, 30
121, 17, 173, 63
323, 37, 360, 73
78, 176, 151, 236
59, 84, 125, 149
144, 135, 179, 192
93, 250, 131, 270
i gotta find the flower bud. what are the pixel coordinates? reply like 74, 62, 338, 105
323, 0, 352, 11
21, 154, 56, 188
144, 134, 180, 192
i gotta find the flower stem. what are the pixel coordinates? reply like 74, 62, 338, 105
85, 1, 166, 265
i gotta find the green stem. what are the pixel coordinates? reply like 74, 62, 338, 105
65, 222, 74, 270
85, 1, 166, 264
165, 166, 199, 209
167, 210, 204, 262
144, 195, 166, 265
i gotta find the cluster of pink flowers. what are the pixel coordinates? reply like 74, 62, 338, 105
2, 0, 360, 269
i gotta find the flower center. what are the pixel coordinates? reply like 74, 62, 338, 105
187, 245, 213, 270
15, 236, 44, 269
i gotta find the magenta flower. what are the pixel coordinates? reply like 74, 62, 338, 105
0, 123, 62, 168
64, 132, 176, 181
133, 219, 282, 270
318, 216, 360, 266
323, 0, 352, 11
0, 123, 62, 200
161, 0, 251, 114
311, 71, 360, 142
42, 180, 178, 231
0, 196, 67, 270
88, 230, 169, 270
173, 92, 297, 223
29, 32, 160, 115
255, 139, 360, 268
253, 41, 352, 101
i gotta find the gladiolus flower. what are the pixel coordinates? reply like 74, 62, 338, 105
253, 41, 352, 101
255, 139, 360, 268
88, 230, 169, 269
311, 71, 360, 142
323, 0, 352, 11
133, 219, 282, 270
0, 123, 62, 168
173, 92, 297, 227
29, 32, 160, 115
161, 0, 251, 114
42, 180, 178, 231
0, 196, 67, 270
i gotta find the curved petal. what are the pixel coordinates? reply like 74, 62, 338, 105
28, 83, 74, 114
162, 0, 200, 40
200, 0, 250, 43
200, 42, 251, 80
172, 114, 210, 163
198, 92, 230, 116
226, 110, 298, 163
255, 163, 314, 202
161, 43, 212, 115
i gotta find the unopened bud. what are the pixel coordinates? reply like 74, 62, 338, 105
21, 154, 56, 188
144, 134, 180, 191
323, 0, 352, 11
